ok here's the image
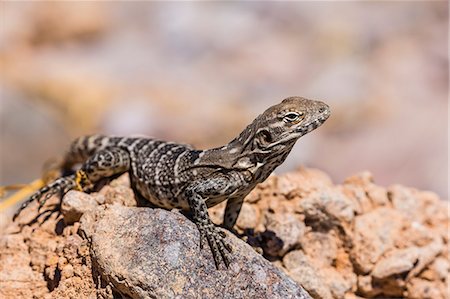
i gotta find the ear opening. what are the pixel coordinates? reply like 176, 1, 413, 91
255, 129, 273, 147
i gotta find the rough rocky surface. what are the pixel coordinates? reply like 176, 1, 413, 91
80, 205, 309, 299
1, 168, 448, 299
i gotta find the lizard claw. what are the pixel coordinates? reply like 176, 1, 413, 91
13, 175, 77, 221
197, 223, 232, 269
38, 189, 57, 210
218, 230, 226, 238
199, 227, 207, 250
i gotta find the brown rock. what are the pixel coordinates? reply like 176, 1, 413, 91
357, 275, 380, 297
343, 171, 374, 186
407, 236, 444, 279
342, 171, 389, 213
359, 274, 407, 298
61, 190, 99, 224
320, 267, 353, 299
264, 212, 306, 256
388, 185, 448, 229
236, 202, 261, 230
276, 168, 333, 199
245, 175, 278, 204
2, 168, 448, 299
283, 250, 333, 299
0, 234, 48, 298
301, 231, 338, 267
351, 207, 405, 273
406, 278, 447, 299
429, 257, 450, 281
297, 186, 355, 227
341, 184, 372, 215
365, 184, 389, 207
371, 247, 419, 279
99, 184, 137, 207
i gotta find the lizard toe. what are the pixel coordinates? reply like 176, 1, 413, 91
202, 224, 232, 269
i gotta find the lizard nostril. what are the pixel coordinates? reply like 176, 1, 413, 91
318, 107, 325, 113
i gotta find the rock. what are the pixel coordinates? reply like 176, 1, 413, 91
334, 248, 358, 292
429, 257, 450, 281
407, 236, 444, 279
371, 247, 419, 279
388, 185, 421, 220
264, 212, 306, 256
357, 275, 379, 297
99, 184, 137, 207
359, 274, 405, 298
297, 186, 355, 227
258, 230, 284, 257
342, 172, 389, 213
208, 201, 226, 225
406, 278, 447, 299
320, 268, 352, 299
341, 184, 372, 215
245, 175, 278, 204
388, 185, 446, 227
300, 231, 338, 268
236, 202, 261, 230
0, 234, 48, 298
365, 184, 389, 207
416, 191, 449, 227
343, 171, 374, 186
351, 207, 405, 273
61, 190, 99, 224
276, 168, 333, 199
80, 205, 311, 299
2, 168, 448, 298
282, 250, 333, 299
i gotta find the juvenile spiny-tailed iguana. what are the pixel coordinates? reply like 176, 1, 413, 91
13, 96, 330, 269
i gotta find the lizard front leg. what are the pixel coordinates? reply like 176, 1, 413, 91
185, 178, 233, 269
223, 197, 244, 230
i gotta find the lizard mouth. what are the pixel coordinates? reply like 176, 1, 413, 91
295, 113, 329, 134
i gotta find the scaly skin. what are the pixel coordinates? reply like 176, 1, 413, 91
14, 96, 330, 269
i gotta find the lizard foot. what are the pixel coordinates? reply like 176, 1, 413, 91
75, 169, 93, 192
198, 222, 233, 269
13, 174, 77, 221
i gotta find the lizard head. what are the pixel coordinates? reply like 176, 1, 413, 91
201, 96, 330, 172
249, 96, 330, 152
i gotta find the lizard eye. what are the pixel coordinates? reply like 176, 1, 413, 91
284, 112, 302, 122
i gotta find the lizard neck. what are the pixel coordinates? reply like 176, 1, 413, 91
193, 122, 257, 170
198, 123, 296, 173
198, 141, 249, 169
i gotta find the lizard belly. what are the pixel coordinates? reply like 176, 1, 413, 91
133, 178, 189, 210
205, 194, 228, 208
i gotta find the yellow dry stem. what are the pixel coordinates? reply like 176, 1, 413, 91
0, 179, 44, 212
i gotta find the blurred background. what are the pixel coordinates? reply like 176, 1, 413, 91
0, 1, 448, 221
